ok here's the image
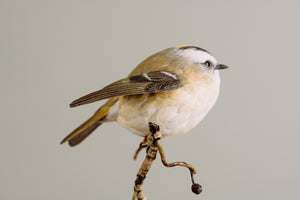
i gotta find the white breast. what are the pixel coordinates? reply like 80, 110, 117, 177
115, 70, 220, 137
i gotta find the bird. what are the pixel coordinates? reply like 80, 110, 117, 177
61, 45, 228, 146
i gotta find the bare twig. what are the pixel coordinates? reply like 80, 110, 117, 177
155, 134, 202, 194
132, 123, 160, 200
132, 122, 202, 200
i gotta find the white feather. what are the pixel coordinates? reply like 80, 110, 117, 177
178, 48, 217, 66
161, 71, 178, 80
142, 73, 151, 80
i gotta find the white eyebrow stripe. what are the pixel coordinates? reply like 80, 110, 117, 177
161, 71, 178, 80
142, 73, 151, 80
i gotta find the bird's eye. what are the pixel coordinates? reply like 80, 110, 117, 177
204, 61, 212, 67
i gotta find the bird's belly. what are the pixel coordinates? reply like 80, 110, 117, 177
116, 79, 220, 137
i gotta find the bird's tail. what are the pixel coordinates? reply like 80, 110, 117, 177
60, 99, 115, 146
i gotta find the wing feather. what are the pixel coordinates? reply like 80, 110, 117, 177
70, 71, 182, 107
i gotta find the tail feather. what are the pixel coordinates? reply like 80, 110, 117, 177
60, 104, 111, 146
68, 121, 102, 146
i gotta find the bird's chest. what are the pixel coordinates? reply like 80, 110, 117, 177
116, 73, 220, 137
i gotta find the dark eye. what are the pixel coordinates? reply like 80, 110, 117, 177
204, 60, 212, 67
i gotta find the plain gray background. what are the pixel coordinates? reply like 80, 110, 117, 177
1, 0, 299, 199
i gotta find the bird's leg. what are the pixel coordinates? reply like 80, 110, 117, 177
133, 136, 148, 160
156, 136, 202, 195
132, 123, 160, 200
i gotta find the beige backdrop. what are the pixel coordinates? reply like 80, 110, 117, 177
1, 0, 299, 199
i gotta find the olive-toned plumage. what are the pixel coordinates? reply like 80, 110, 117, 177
61, 45, 228, 146
61, 98, 117, 146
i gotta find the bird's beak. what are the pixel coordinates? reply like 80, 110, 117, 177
215, 64, 229, 70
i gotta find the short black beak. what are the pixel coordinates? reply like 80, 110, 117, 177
215, 64, 229, 70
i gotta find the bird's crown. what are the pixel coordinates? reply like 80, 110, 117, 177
175, 45, 217, 69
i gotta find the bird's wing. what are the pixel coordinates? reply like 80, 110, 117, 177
69, 71, 183, 107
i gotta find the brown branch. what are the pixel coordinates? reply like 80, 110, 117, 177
132, 122, 202, 200
132, 123, 160, 200
155, 137, 202, 194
